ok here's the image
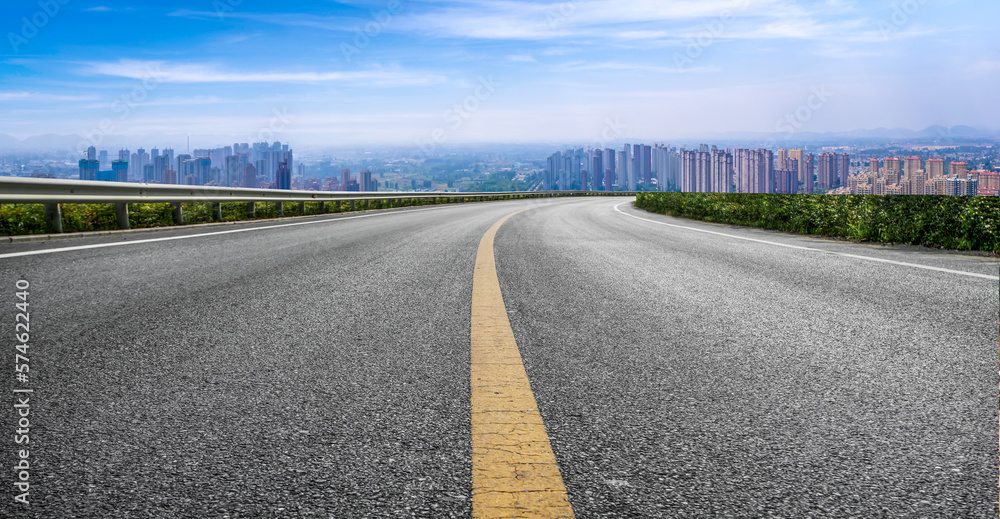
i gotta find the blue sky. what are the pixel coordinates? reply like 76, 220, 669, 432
1, 0, 998, 149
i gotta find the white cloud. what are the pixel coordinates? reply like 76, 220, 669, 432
79, 60, 447, 86
505, 54, 536, 62
557, 61, 719, 74
0, 92, 100, 102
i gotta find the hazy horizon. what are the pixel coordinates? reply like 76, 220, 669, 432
3, 0, 998, 151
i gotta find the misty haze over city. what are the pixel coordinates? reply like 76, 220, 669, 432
1, 0, 998, 150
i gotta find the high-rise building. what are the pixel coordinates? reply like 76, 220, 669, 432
134, 147, 148, 181
977, 171, 998, 196
86, 146, 96, 161
562, 152, 572, 191
802, 153, 815, 193
904, 156, 922, 180
909, 168, 927, 195
573, 150, 583, 188
621, 145, 632, 190
617, 149, 628, 189
733, 149, 772, 193
112, 159, 128, 182
926, 158, 944, 179
885, 157, 902, 185
604, 148, 616, 190
276, 160, 291, 190
163, 148, 175, 170
341, 168, 351, 190
789, 149, 805, 192
243, 163, 258, 188
680, 150, 695, 192
757, 149, 774, 194
775, 160, 797, 194
224, 155, 243, 187
152, 154, 169, 183
179, 159, 194, 184
949, 161, 968, 179
98, 150, 109, 170
710, 149, 733, 193
179, 157, 211, 185
817, 152, 835, 190
545, 154, 558, 191
641, 145, 652, 187
680, 149, 711, 192
580, 169, 588, 191
837, 153, 850, 186
869, 158, 880, 178
360, 169, 372, 191
592, 149, 603, 191
78, 159, 99, 181
162, 168, 178, 185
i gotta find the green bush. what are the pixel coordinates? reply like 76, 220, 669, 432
635, 193, 1000, 254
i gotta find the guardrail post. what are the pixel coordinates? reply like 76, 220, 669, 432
318, 201, 327, 214
298, 201, 305, 215
115, 203, 130, 229
172, 203, 183, 224
43, 203, 62, 234
276, 202, 284, 217
246, 202, 256, 218
212, 202, 222, 222
350, 200, 357, 211
363, 200, 370, 210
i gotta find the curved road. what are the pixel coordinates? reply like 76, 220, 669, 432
1, 197, 997, 517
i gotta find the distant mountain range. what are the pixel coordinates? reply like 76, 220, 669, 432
1, 125, 998, 155
691, 125, 1000, 146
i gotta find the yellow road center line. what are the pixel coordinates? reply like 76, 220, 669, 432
471, 210, 575, 518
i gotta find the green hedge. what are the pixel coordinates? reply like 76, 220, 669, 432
635, 192, 1000, 254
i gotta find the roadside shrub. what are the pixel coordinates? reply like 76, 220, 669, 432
635, 192, 1000, 253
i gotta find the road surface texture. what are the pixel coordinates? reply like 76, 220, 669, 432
1, 196, 996, 517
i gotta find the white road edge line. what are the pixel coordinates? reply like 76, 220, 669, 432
0, 205, 449, 260
613, 202, 1000, 281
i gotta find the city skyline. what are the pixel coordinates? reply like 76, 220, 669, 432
1, 0, 998, 149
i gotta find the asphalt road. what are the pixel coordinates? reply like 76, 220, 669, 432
1, 197, 997, 518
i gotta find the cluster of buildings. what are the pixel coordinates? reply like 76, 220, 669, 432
844, 156, 996, 196
78, 142, 305, 190
78, 142, 386, 192
546, 144, 998, 196
545, 145, 850, 194
319, 168, 378, 192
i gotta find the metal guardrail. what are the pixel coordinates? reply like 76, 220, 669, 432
0, 176, 636, 234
